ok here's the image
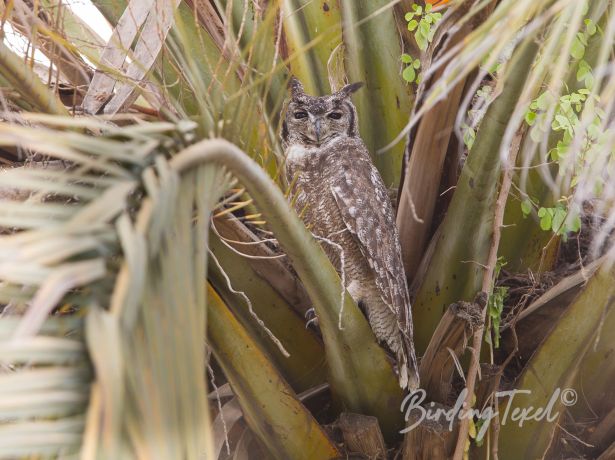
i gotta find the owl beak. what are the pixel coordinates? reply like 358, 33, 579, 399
313, 118, 322, 143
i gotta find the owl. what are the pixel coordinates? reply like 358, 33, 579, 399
281, 77, 419, 390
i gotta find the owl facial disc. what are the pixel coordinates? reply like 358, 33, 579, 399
282, 77, 364, 147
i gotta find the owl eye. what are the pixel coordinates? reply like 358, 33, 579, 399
293, 111, 308, 119
328, 112, 343, 120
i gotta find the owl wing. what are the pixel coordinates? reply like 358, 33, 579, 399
329, 142, 413, 339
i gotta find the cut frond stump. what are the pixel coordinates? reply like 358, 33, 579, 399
401, 402, 458, 460
419, 296, 484, 403
338, 412, 387, 460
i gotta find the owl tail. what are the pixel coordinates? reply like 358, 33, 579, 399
398, 341, 420, 391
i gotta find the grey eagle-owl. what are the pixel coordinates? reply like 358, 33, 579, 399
281, 77, 419, 390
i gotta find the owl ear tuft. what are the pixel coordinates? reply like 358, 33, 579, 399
289, 77, 305, 99
338, 82, 364, 97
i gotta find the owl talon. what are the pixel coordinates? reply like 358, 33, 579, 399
305, 308, 319, 329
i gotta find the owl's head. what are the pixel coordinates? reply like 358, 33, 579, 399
282, 77, 363, 148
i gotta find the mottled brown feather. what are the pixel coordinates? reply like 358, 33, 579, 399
282, 80, 419, 389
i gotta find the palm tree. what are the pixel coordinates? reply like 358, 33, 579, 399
0, 0, 614, 458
